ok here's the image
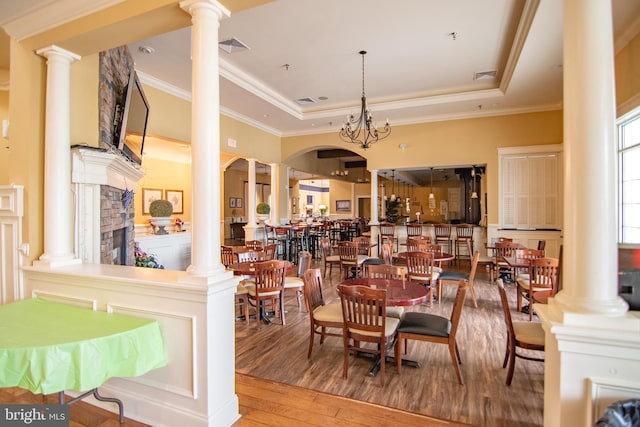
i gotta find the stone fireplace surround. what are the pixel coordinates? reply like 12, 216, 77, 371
71, 146, 143, 265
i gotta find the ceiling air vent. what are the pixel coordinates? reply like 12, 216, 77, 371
219, 37, 249, 54
474, 70, 497, 80
295, 97, 316, 105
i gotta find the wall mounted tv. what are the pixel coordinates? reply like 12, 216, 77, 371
116, 69, 149, 165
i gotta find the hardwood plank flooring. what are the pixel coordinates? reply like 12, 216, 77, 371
235, 258, 545, 427
0, 256, 543, 426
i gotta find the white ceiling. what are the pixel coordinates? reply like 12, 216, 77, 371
1, 0, 640, 183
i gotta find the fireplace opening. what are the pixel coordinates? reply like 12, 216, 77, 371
112, 227, 126, 265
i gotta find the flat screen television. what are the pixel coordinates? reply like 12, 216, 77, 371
116, 69, 149, 165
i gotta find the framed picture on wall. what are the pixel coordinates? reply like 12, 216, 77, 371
142, 188, 162, 215
336, 200, 351, 211
229, 197, 236, 208
235, 197, 243, 208
165, 189, 184, 214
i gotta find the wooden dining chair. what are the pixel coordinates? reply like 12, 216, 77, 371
352, 236, 373, 256
244, 260, 287, 326
284, 251, 310, 309
405, 251, 438, 307
380, 222, 398, 252
516, 257, 559, 320
303, 269, 343, 358
492, 241, 520, 283
513, 248, 545, 280
237, 250, 265, 263
496, 279, 545, 385
434, 224, 452, 254
263, 243, 278, 261
320, 237, 340, 278
244, 239, 264, 251
337, 284, 400, 386
394, 280, 467, 385
380, 242, 393, 265
221, 245, 236, 267
366, 263, 407, 280
438, 251, 479, 307
337, 241, 367, 279
406, 223, 423, 240
406, 237, 429, 252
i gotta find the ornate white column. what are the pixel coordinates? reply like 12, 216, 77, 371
552, 0, 627, 315
244, 158, 257, 240
178, 2, 239, 426
284, 166, 291, 223
369, 169, 380, 254
180, 0, 229, 278
537, 1, 640, 425
34, 45, 81, 268
269, 162, 279, 226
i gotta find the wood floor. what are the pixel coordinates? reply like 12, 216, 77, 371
0, 257, 544, 426
235, 257, 545, 427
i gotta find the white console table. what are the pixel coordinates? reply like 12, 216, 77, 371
136, 232, 191, 271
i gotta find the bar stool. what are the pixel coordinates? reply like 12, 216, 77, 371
454, 224, 474, 266
434, 224, 452, 254
406, 223, 423, 245
380, 222, 398, 252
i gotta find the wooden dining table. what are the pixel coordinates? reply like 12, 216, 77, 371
227, 260, 294, 276
340, 277, 430, 306
394, 251, 455, 266
339, 277, 430, 375
227, 260, 295, 324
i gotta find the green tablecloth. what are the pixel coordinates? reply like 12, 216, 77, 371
0, 298, 167, 394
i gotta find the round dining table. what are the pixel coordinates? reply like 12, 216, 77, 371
227, 260, 294, 276
395, 251, 455, 263
340, 277, 429, 306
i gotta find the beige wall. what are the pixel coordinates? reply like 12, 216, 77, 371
616, 31, 640, 110
0, 90, 9, 183
134, 156, 191, 224
282, 110, 563, 224
223, 168, 271, 219
143, 84, 191, 143
7, 39, 46, 264
70, 53, 99, 146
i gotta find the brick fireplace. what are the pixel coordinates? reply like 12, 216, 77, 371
72, 146, 143, 265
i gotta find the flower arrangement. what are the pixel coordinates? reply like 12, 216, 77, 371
175, 217, 184, 227
134, 244, 164, 269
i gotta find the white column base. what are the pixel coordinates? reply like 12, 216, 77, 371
552, 291, 630, 319
537, 302, 640, 426
244, 224, 257, 241
33, 257, 82, 269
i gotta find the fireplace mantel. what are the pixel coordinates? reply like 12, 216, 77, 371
71, 147, 143, 264
72, 146, 144, 190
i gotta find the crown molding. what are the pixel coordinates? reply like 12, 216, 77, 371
136, 70, 192, 102
1, 0, 124, 41
615, 13, 640, 54
500, 0, 540, 93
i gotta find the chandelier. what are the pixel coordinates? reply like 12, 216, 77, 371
330, 158, 349, 176
339, 51, 391, 150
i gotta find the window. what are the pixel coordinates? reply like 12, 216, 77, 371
618, 108, 640, 243
499, 145, 563, 230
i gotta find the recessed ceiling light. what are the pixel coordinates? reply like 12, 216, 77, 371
138, 46, 155, 54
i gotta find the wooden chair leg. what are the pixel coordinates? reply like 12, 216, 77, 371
449, 341, 464, 385
469, 281, 478, 308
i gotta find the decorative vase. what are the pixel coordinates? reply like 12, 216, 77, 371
257, 213, 269, 225
150, 217, 171, 235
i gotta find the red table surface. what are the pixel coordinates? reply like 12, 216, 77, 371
340, 278, 429, 307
